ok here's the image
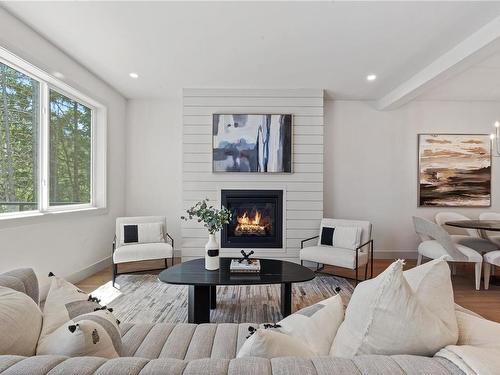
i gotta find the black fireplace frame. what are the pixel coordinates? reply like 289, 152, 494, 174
221, 189, 283, 249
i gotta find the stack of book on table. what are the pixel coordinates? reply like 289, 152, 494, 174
230, 259, 261, 273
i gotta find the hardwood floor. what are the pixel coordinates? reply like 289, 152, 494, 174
76, 258, 500, 323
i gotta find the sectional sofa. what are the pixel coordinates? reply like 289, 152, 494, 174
0, 268, 464, 375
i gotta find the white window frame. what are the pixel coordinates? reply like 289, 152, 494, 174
0, 46, 107, 220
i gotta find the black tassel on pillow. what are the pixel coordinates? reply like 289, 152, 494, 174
246, 326, 257, 338
48, 272, 55, 277
94, 305, 110, 312
335, 287, 341, 293
116, 319, 121, 325
246, 323, 281, 339
68, 324, 79, 333
88, 295, 101, 303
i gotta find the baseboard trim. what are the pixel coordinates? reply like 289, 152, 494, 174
182, 251, 418, 263
375, 251, 418, 259
66, 256, 112, 284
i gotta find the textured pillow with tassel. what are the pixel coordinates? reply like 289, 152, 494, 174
39, 273, 103, 340
36, 309, 122, 358
37, 273, 122, 358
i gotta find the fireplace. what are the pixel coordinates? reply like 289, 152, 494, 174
221, 189, 283, 248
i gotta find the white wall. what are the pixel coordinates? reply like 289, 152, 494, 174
325, 100, 500, 257
0, 8, 126, 291
127, 97, 500, 259
125, 97, 183, 252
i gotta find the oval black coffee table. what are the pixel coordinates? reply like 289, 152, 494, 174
159, 258, 315, 323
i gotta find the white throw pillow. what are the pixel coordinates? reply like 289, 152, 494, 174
37, 309, 122, 358
121, 222, 163, 245
0, 286, 42, 356
333, 226, 362, 250
331, 259, 458, 358
318, 226, 362, 249
237, 329, 315, 359
278, 294, 344, 355
403, 257, 458, 336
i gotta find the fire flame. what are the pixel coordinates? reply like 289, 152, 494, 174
238, 211, 261, 226
235, 210, 267, 235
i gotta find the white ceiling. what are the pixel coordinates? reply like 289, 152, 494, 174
3, 1, 500, 101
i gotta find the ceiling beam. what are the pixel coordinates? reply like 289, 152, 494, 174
377, 15, 500, 110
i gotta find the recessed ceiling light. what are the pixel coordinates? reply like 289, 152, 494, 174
53, 71, 65, 79
495, 121, 500, 128
129, 72, 139, 79
366, 74, 377, 82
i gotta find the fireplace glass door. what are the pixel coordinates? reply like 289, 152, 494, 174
221, 190, 283, 248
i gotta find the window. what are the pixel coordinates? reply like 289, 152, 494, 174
0, 62, 39, 213
49, 90, 91, 206
0, 47, 106, 219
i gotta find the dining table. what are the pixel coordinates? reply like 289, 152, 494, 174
445, 220, 500, 287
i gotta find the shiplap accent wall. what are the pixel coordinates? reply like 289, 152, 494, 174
182, 88, 324, 261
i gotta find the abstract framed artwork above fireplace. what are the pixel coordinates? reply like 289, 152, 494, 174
221, 189, 284, 249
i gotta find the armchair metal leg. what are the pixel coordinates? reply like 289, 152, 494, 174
355, 248, 359, 286
112, 263, 117, 287
364, 263, 368, 280
164, 258, 168, 269
370, 240, 374, 279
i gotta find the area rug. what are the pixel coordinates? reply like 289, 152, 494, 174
91, 273, 354, 324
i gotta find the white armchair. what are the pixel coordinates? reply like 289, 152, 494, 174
112, 216, 174, 286
413, 216, 483, 290
299, 218, 373, 285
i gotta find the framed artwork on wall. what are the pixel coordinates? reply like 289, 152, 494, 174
418, 134, 491, 207
212, 114, 292, 173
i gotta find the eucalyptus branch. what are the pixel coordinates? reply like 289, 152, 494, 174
181, 199, 232, 234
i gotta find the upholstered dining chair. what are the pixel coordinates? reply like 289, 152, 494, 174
479, 212, 500, 247
435, 212, 499, 253
299, 218, 373, 285
413, 216, 483, 290
112, 216, 174, 287
483, 251, 500, 290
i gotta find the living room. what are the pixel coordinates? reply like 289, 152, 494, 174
1, 1, 500, 374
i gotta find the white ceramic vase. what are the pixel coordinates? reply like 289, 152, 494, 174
205, 233, 220, 270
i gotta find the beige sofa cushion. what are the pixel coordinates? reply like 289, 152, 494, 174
455, 310, 500, 349
0, 286, 42, 356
